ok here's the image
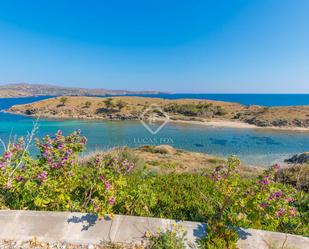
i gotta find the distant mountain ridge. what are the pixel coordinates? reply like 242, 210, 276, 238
0, 83, 165, 98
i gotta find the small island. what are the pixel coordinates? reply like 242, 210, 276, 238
7, 96, 309, 130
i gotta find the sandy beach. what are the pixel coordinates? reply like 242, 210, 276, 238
168, 118, 309, 132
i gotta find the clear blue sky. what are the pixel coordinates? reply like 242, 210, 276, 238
0, 0, 308, 93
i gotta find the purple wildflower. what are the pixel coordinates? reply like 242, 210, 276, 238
276, 208, 285, 217
3, 151, 12, 160
285, 197, 294, 203
260, 176, 270, 185
16, 176, 23, 182
0, 162, 5, 169
108, 197, 115, 206
37, 171, 48, 181
105, 181, 111, 190
95, 156, 101, 165
260, 202, 268, 208
273, 191, 283, 200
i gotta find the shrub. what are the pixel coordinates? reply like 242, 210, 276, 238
147, 224, 186, 249
59, 97, 68, 106
275, 164, 309, 192
214, 106, 227, 116
139, 145, 169, 154
163, 103, 226, 117
199, 159, 309, 247
0, 130, 132, 217
116, 100, 127, 111
103, 98, 114, 109
84, 101, 92, 108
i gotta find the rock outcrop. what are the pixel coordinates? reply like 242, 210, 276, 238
284, 152, 309, 164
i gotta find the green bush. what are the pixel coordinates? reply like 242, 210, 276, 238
148, 224, 186, 249
0, 130, 132, 217
163, 103, 227, 117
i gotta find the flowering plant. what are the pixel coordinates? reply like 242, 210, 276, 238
201, 158, 307, 248
0, 130, 131, 217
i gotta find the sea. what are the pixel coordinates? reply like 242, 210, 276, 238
1, 94, 309, 167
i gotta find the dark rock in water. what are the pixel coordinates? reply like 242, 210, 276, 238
284, 152, 309, 164
194, 143, 204, 147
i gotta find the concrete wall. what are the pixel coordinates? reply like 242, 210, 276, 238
0, 210, 308, 249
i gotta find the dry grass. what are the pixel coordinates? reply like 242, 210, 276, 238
79, 145, 263, 178
8, 96, 243, 120
275, 164, 309, 192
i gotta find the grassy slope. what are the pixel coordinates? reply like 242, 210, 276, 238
80, 145, 264, 177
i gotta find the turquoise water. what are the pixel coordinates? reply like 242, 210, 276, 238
1, 96, 309, 166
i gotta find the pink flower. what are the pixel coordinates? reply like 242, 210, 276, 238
58, 143, 64, 150
273, 191, 283, 200
95, 157, 101, 165
3, 151, 12, 160
210, 173, 222, 181
276, 208, 285, 217
0, 162, 6, 169
285, 197, 294, 203
260, 202, 268, 208
272, 163, 280, 171
37, 171, 48, 181
6, 180, 12, 189
105, 181, 111, 190
260, 176, 270, 185
108, 197, 115, 206
16, 176, 23, 182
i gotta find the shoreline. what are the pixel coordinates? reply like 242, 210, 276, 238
169, 119, 309, 132
4, 109, 309, 132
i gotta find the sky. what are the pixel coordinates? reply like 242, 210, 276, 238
0, 0, 308, 93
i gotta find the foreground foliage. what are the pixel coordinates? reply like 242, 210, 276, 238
0, 130, 308, 248
0, 130, 132, 217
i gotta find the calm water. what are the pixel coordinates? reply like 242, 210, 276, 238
126, 93, 309, 106
1, 95, 309, 167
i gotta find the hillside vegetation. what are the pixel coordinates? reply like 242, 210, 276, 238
0, 130, 307, 248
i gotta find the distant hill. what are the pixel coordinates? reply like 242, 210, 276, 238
0, 83, 165, 98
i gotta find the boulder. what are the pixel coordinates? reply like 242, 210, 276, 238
284, 152, 309, 164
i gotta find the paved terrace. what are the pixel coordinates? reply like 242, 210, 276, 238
0, 210, 308, 248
